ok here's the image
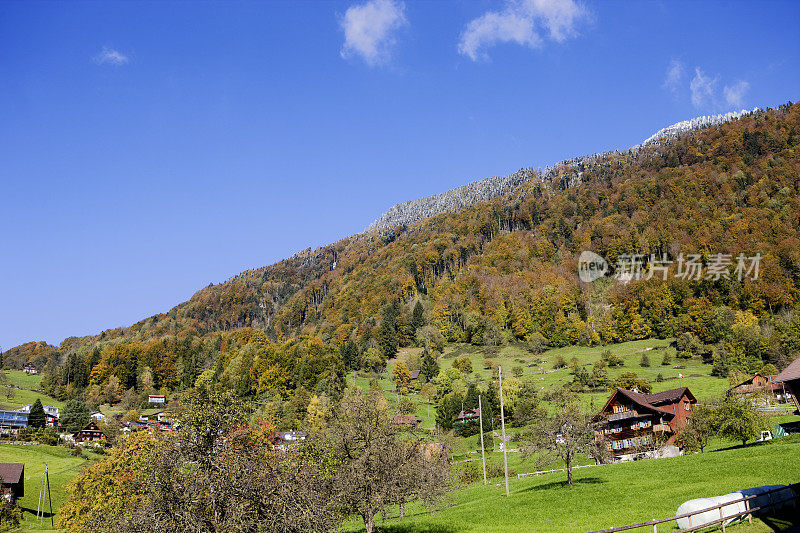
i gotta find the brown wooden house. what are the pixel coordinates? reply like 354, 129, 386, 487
0, 463, 24, 504
775, 358, 800, 413
729, 372, 785, 399
73, 421, 107, 443
594, 387, 696, 462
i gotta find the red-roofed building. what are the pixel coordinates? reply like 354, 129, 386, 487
594, 387, 696, 462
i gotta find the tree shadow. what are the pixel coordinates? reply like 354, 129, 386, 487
377, 525, 458, 533
519, 476, 606, 492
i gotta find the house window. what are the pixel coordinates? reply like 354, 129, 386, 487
684, 402, 691, 411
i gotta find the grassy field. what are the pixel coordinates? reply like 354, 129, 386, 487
0, 370, 64, 411
344, 431, 800, 533
350, 339, 741, 431
0, 443, 95, 532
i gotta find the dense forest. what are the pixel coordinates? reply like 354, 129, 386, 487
3, 102, 800, 419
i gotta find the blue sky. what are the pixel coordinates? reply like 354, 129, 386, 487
1, 0, 798, 350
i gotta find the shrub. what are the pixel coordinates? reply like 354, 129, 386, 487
640, 353, 651, 367
661, 353, 672, 366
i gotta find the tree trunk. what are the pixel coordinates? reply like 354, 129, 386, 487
399, 500, 405, 518
363, 512, 375, 533
566, 454, 573, 486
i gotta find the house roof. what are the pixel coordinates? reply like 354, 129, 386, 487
775, 358, 800, 383
596, 387, 696, 421
409, 370, 421, 379
0, 463, 24, 485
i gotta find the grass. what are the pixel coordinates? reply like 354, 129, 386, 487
350, 339, 739, 432
0, 443, 96, 532
343, 431, 800, 533
0, 370, 64, 411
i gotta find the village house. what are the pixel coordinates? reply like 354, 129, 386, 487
594, 387, 696, 462
148, 394, 166, 405
775, 358, 800, 413
409, 370, 421, 380
0, 463, 24, 504
16, 404, 60, 427
73, 421, 107, 443
22, 362, 37, 375
454, 407, 480, 425
0, 410, 28, 437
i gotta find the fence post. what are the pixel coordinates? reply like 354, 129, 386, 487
688, 514, 692, 528
719, 506, 726, 533
745, 498, 752, 524
652, 519, 657, 533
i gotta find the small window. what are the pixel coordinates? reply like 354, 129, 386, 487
684, 402, 691, 411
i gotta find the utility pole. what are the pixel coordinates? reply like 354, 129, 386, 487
499, 366, 510, 497
479, 395, 487, 485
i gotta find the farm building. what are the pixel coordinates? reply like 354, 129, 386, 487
775, 358, 800, 413
0, 462, 24, 503
594, 387, 696, 462
728, 373, 787, 400
22, 362, 37, 374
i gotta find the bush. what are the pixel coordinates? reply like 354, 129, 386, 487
601, 350, 624, 367
640, 353, 651, 367
553, 355, 566, 369
661, 353, 672, 366
0, 501, 22, 531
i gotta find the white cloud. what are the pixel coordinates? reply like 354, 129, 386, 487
724, 80, 750, 107
690, 67, 717, 109
458, 0, 588, 61
663, 59, 684, 95
93, 47, 129, 66
340, 0, 407, 67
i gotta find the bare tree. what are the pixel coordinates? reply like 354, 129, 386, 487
522, 392, 595, 486
326, 387, 451, 533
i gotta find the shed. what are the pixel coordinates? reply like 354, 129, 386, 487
0, 462, 24, 502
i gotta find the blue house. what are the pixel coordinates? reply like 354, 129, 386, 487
0, 411, 28, 436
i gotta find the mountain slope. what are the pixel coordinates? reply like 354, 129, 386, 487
3, 102, 800, 404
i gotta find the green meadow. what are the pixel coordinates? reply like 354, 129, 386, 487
0, 443, 95, 532
343, 432, 800, 533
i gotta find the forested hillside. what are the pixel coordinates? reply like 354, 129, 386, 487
3, 102, 800, 412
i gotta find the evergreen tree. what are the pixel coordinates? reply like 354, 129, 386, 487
340, 340, 359, 371
61, 399, 91, 433
411, 301, 425, 332
464, 383, 479, 409
28, 399, 47, 428
378, 303, 400, 359
420, 352, 439, 381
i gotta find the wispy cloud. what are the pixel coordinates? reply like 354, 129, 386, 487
93, 47, 129, 66
663, 59, 684, 95
689, 67, 717, 109
340, 0, 407, 67
724, 80, 750, 107
458, 0, 588, 61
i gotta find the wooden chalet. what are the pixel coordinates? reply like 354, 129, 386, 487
73, 421, 107, 443
454, 407, 480, 424
594, 387, 696, 462
775, 358, 800, 413
22, 362, 37, 375
0, 463, 24, 503
728, 372, 786, 399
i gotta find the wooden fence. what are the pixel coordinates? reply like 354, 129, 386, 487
588, 483, 799, 533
